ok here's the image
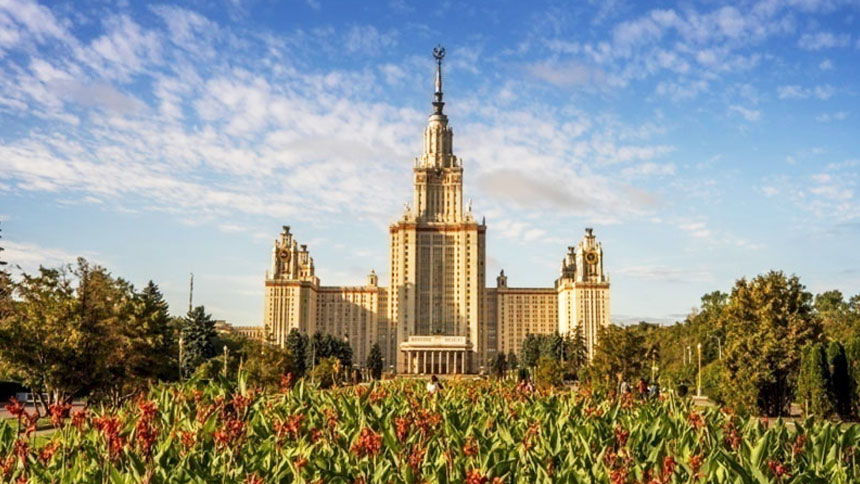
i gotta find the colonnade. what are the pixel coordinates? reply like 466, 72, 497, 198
402, 350, 468, 374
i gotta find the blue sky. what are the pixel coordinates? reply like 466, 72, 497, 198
1, 0, 859, 325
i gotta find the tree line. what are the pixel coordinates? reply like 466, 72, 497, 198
585, 270, 860, 418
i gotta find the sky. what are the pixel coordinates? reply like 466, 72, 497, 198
1, 0, 859, 325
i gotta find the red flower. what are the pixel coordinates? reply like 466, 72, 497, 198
463, 436, 479, 457
791, 434, 806, 456
351, 427, 383, 458
243, 473, 264, 484
394, 416, 411, 442
38, 441, 60, 464
660, 456, 677, 483
1, 455, 16, 480
14, 439, 28, 463
180, 430, 196, 452
614, 426, 629, 447
295, 456, 308, 471
4, 398, 25, 418
465, 469, 488, 484
213, 417, 245, 450
689, 454, 703, 479
687, 411, 704, 430
48, 402, 72, 428
274, 414, 304, 442
768, 460, 792, 480
71, 408, 89, 431
408, 444, 426, 472
280, 373, 295, 392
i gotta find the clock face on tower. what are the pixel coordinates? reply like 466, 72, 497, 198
280, 249, 290, 261
585, 251, 598, 264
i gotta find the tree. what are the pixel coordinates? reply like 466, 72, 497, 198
306, 332, 352, 369
535, 356, 563, 387
367, 343, 383, 380
0, 266, 76, 412
539, 333, 563, 361
589, 324, 646, 391
845, 337, 860, 417
827, 341, 853, 419
520, 334, 539, 368
563, 327, 588, 379
798, 343, 833, 417
720, 271, 820, 416
285, 329, 308, 377
181, 306, 217, 377
490, 352, 507, 378
815, 290, 856, 343
0, 221, 10, 314
507, 351, 518, 371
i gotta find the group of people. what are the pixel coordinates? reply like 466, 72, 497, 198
619, 377, 659, 399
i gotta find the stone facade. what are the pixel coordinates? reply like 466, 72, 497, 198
262, 49, 610, 373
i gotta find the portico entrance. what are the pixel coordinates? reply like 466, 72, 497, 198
400, 335, 472, 374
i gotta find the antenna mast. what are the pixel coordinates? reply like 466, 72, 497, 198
188, 272, 194, 312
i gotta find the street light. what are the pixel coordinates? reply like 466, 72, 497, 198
696, 343, 702, 397
178, 336, 184, 382
710, 334, 722, 361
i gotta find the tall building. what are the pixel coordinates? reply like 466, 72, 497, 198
263, 47, 610, 373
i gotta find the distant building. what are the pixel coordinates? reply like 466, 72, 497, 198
215, 321, 267, 341
263, 48, 610, 373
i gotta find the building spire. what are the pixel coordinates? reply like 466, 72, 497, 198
432, 45, 446, 115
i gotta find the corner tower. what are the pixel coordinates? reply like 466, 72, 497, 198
390, 46, 487, 374
557, 228, 610, 360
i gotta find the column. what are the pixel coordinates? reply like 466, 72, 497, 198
431, 351, 436, 374
446, 351, 451, 375
423, 351, 428, 374
461, 351, 466, 373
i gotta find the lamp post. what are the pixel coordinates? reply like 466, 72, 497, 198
710, 334, 722, 361
696, 343, 702, 397
223, 345, 229, 377
178, 336, 184, 382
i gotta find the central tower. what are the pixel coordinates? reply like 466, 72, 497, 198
390, 46, 487, 373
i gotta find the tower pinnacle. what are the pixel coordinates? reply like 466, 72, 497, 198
432, 45, 445, 115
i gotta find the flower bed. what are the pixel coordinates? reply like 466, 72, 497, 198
2, 377, 858, 483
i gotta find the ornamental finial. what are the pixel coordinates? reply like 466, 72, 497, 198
432, 45, 446, 115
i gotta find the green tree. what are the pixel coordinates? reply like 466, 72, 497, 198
0, 266, 76, 411
815, 290, 856, 342
285, 329, 308, 377
507, 351, 518, 371
798, 343, 833, 417
307, 332, 352, 369
720, 272, 820, 416
563, 327, 588, 379
366, 343, 383, 380
588, 324, 646, 392
490, 352, 507, 378
538, 333, 563, 360
535, 356, 563, 387
827, 341, 853, 419
181, 306, 217, 377
845, 337, 860, 416
311, 356, 339, 389
520, 334, 539, 368
0, 221, 10, 313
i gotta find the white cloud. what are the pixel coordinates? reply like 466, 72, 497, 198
798, 31, 850, 50
615, 264, 714, 283
729, 105, 761, 122
819, 59, 833, 70
343, 25, 396, 55
777, 84, 834, 100
2, 239, 91, 272
815, 111, 848, 122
